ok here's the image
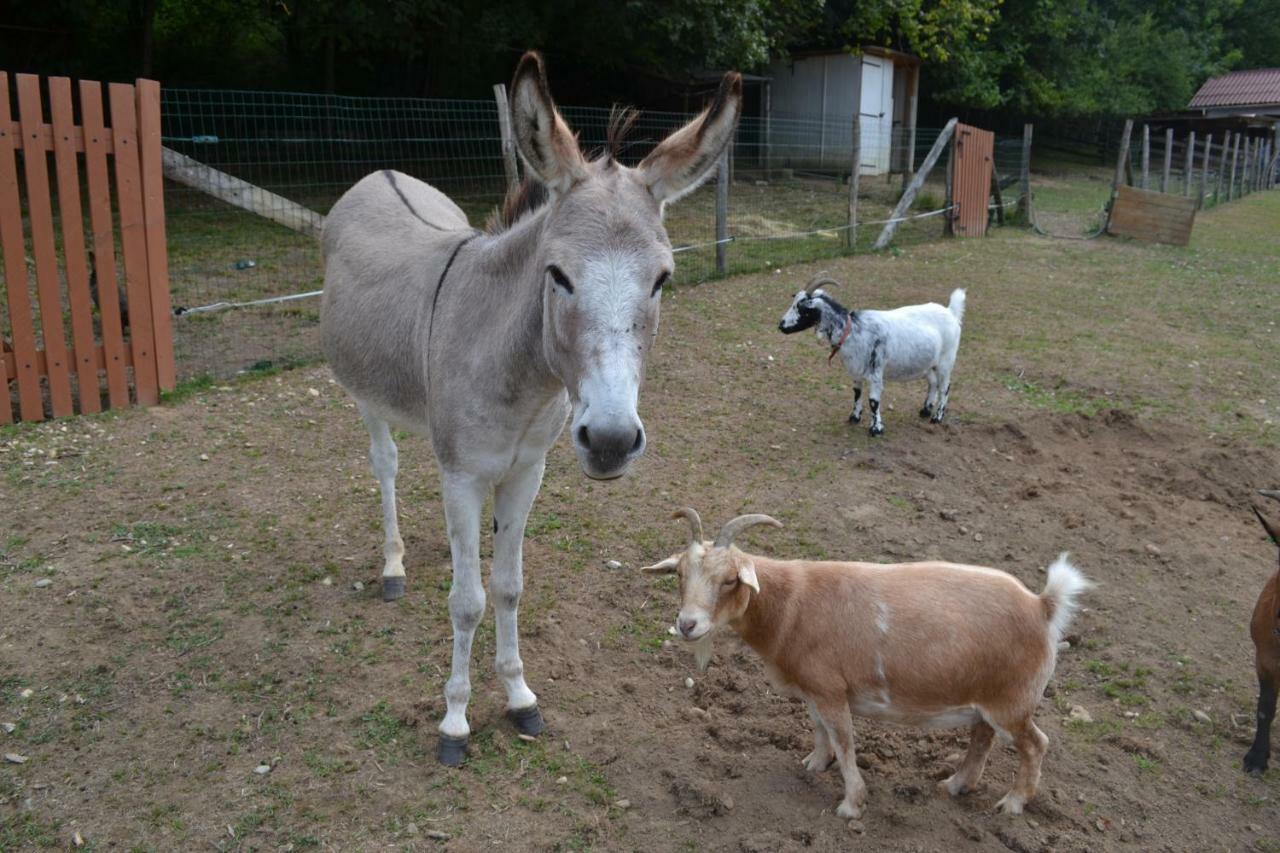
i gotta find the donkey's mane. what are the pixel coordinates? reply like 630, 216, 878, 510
485, 105, 640, 234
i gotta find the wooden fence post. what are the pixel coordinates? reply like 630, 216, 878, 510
493, 83, 520, 193
1111, 119, 1134, 198
1198, 133, 1211, 208
1161, 127, 1172, 192
136, 78, 176, 392
1228, 134, 1241, 201
846, 115, 860, 249
873, 117, 957, 250
943, 135, 955, 236
1141, 124, 1150, 189
1183, 131, 1195, 197
0, 72, 44, 421
1017, 123, 1033, 221
715, 146, 729, 274
1216, 132, 1231, 203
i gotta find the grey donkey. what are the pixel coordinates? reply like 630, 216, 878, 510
320, 51, 742, 765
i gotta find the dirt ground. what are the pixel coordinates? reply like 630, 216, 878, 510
4, 193, 1280, 851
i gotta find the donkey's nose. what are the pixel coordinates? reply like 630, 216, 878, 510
575, 420, 645, 478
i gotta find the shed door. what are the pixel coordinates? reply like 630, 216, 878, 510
859, 57, 892, 174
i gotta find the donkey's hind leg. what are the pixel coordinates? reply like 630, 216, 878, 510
492, 460, 546, 736
360, 406, 406, 601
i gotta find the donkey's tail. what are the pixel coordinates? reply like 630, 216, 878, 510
947, 288, 966, 325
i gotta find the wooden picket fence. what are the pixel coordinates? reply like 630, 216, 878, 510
1, 72, 175, 423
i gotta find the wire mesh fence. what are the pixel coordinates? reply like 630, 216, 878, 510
160, 88, 1025, 381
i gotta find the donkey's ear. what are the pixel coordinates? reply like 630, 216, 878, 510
638, 71, 742, 205
509, 51, 588, 194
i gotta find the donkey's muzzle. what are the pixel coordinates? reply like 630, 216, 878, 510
575, 420, 646, 479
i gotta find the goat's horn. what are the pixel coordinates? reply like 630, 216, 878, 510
672, 508, 704, 545
1260, 489, 1280, 502
804, 273, 840, 296
714, 514, 783, 549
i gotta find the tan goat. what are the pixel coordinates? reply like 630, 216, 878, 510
643, 509, 1090, 819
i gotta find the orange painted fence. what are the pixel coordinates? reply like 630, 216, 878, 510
1, 72, 175, 423
950, 123, 995, 238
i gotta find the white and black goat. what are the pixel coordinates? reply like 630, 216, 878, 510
778, 276, 965, 436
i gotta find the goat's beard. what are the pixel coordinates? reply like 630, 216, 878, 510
691, 631, 715, 672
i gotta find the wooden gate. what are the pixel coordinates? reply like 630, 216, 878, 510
1, 72, 175, 423
951, 123, 995, 238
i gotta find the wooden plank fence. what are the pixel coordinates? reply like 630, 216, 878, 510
1, 72, 175, 422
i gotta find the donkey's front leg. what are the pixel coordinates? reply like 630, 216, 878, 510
438, 472, 487, 766
492, 460, 546, 736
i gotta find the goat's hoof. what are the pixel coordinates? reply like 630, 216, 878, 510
919, 406, 933, 418
437, 734, 469, 767
836, 800, 863, 820
994, 793, 1025, 815
848, 412, 861, 424
1243, 751, 1269, 775
381, 576, 406, 601
508, 703, 545, 737
802, 750, 836, 772
869, 426, 884, 437
938, 775, 975, 798
930, 413, 946, 424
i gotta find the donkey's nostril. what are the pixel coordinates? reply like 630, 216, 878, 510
577, 424, 590, 448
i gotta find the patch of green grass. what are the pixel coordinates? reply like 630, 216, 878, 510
357, 701, 409, 750
1005, 378, 1111, 417
0, 813, 61, 848
110, 521, 183, 556
160, 374, 215, 404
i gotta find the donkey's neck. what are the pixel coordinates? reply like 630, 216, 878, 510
466, 210, 559, 392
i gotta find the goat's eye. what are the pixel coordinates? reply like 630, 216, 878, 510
547, 265, 574, 294
651, 271, 671, 297
722, 576, 738, 587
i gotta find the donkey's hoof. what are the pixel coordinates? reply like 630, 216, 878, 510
508, 704, 546, 737
381, 576, 406, 601
437, 734, 468, 766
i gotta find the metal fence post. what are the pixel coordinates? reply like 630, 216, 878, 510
715, 146, 729, 275
846, 115, 860, 249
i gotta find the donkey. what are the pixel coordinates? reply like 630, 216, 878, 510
320, 51, 742, 765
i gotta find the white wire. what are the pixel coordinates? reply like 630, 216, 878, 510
173, 202, 991, 317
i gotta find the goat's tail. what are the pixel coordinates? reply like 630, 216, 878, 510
1039, 553, 1091, 642
947, 288, 966, 325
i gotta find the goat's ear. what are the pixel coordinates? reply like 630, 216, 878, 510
509, 51, 588, 194
638, 71, 742, 205
737, 558, 760, 594
641, 554, 681, 574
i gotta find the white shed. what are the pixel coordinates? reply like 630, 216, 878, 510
764, 47, 921, 176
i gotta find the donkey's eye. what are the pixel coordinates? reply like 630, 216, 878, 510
652, 271, 671, 297
547, 265, 574, 294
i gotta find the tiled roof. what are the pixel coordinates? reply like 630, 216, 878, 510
1189, 68, 1280, 108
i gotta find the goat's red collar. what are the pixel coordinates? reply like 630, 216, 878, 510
827, 314, 853, 364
